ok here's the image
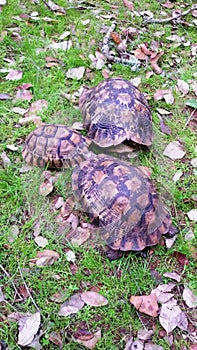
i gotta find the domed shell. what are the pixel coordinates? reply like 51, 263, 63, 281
22, 124, 91, 169
72, 156, 172, 251
79, 78, 152, 148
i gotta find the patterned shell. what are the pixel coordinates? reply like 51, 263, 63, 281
72, 156, 172, 251
22, 124, 91, 169
79, 78, 152, 148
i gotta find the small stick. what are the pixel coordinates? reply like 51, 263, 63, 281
101, 21, 140, 70
145, 5, 197, 24
18, 266, 42, 315
184, 108, 196, 129
0, 264, 21, 300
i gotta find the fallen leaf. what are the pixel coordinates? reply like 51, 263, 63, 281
65, 249, 76, 263
66, 213, 79, 231
58, 293, 84, 316
28, 99, 48, 115
34, 236, 48, 248
12, 107, 28, 115
35, 249, 59, 266
0, 93, 11, 100
159, 298, 188, 333
66, 227, 91, 246
159, 118, 172, 135
130, 294, 159, 317
8, 225, 19, 243
161, 1, 174, 8
0, 286, 5, 302
184, 229, 195, 241
6, 70, 23, 81
102, 69, 110, 79
187, 209, 197, 221
72, 329, 101, 349
71, 121, 84, 130
49, 288, 68, 303
173, 251, 189, 266
1, 151, 11, 168
59, 31, 70, 40
177, 79, 190, 96
182, 286, 197, 308
46, 40, 72, 51
163, 272, 181, 282
190, 344, 197, 350
151, 283, 175, 304
130, 76, 141, 87
49, 331, 63, 347
66, 67, 85, 80
123, 0, 134, 11
154, 89, 174, 104
144, 344, 164, 350
134, 48, 146, 60
157, 108, 172, 115
151, 62, 162, 75
111, 32, 121, 45
39, 179, 53, 196
81, 291, 108, 307
18, 312, 41, 346
61, 197, 74, 218
6, 144, 18, 151
166, 35, 182, 43
15, 89, 33, 101
163, 141, 185, 160
18, 116, 42, 126
44, 0, 66, 14
137, 329, 154, 340
173, 170, 183, 182
53, 196, 64, 210
17, 285, 31, 299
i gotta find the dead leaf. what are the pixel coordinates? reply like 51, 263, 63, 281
18, 116, 42, 126
1, 151, 11, 168
173, 251, 189, 266
65, 249, 76, 263
123, 0, 134, 11
130, 294, 159, 317
66, 67, 85, 80
0, 286, 5, 302
144, 344, 164, 350
159, 118, 172, 135
151, 63, 162, 75
58, 293, 84, 316
111, 32, 121, 45
166, 35, 182, 43
173, 170, 183, 182
0, 93, 11, 100
182, 286, 197, 308
12, 107, 28, 115
157, 108, 171, 115
61, 197, 74, 218
163, 141, 185, 160
44, 0, 66, 14
6, 144, 18, 151
72, 329, 101, 349
161, 1, 174, 8
130, 76, 141, 87
66, 213, 79, 231
59, 31, 70, 40
49, 331, 63, 347
8, 225, 19, 243
46, 40, 72, 51
154, 89, 174, 104
66, 227, 91, 246
49, 288, 68, 303
18, 312, 41, 346
6, 69, 23, 81
81, 291, 108, 307
34, 249, 59, 266
190, 344, 197, 350
187, 209, 197, 221
177, 79, 190, 96
71, 121, 84, 130
163, 272, 181, 282
159, 298, 188, 333
134, 48, 146, 60
191, 158, 197, 167
39, 179, 53, 196
34, 236, 48, 248
28, 99, 48, 115
102, 69, 110, 79
137, 329, 154, 341
15, 89, 33, 101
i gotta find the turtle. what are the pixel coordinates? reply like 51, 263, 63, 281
79, 77, 152, 148
72, 155, 176, 259
22, 124, 91, 170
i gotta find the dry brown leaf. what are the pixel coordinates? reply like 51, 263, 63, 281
39, 179, 53, 196
130, 294, 159, 317
182, 286, 197, 308
60, 197, 74, 218
49, 288, 68, 303
187, 209, 197, 221
66, 227, 91, 246
134, 48, 146, 60
15, 89, 33, 101
34, 236, 48, 248
137, 329, 154, 341
140, 43, 153, 56
154, 89, 174, 104
34, 249, 59, 266
81, 291, 108, 307
145, 344, 164, 350
0, 93, 11, 100
177, 79, 189, 96
28, 99, 48, 115
6, 69, 23, 81
111, 32, 121, 44
1, 151, 11, 168
159, 118, 172, 135
151, 63, 162, 75
163, 272, 181, 282
72, 329, 101, 349
123, 0, 134, 11
49, 331, 63, 347
44, 0, 66, 14
18, 312, 41, 346
159, 298, 188, 333
66, 67, 85, 80
163, 141, 185, 160
58, 293, 84, 316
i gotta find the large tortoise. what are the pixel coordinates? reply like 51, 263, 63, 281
22, 124, 91, 169
72, 155, 176, 258
79, 77, 152, 148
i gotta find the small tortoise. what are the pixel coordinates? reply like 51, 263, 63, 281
22, 124, 91, 169
79, 77, 152, 148
72, 156, 175, 256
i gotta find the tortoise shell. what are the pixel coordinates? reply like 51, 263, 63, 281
79, 78, 152, 148
22, 124, 91, 169
72, 156, 172, 251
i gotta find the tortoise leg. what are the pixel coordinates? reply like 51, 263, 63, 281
106, 247, 124, 261
163, 225, 178, 238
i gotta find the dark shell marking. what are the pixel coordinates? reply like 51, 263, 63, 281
79, 78, 152, 148
72, 156, 172, 251
22, 124, 91, 169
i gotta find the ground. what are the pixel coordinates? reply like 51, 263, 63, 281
0, 0, 197, 349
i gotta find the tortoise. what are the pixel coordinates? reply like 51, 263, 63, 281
72, 155, 176, 258
79, 77, 152, 148
22, 124, 91, 170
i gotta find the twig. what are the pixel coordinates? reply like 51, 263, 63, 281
184, 108, 196, 129
101, 21, 140, 71
42, 0, 95, 12
145, 5, 197, 24
18, 265, 42, 315
0, 264, 21, 300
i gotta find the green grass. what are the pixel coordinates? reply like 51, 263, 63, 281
0, 0, 197, 349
